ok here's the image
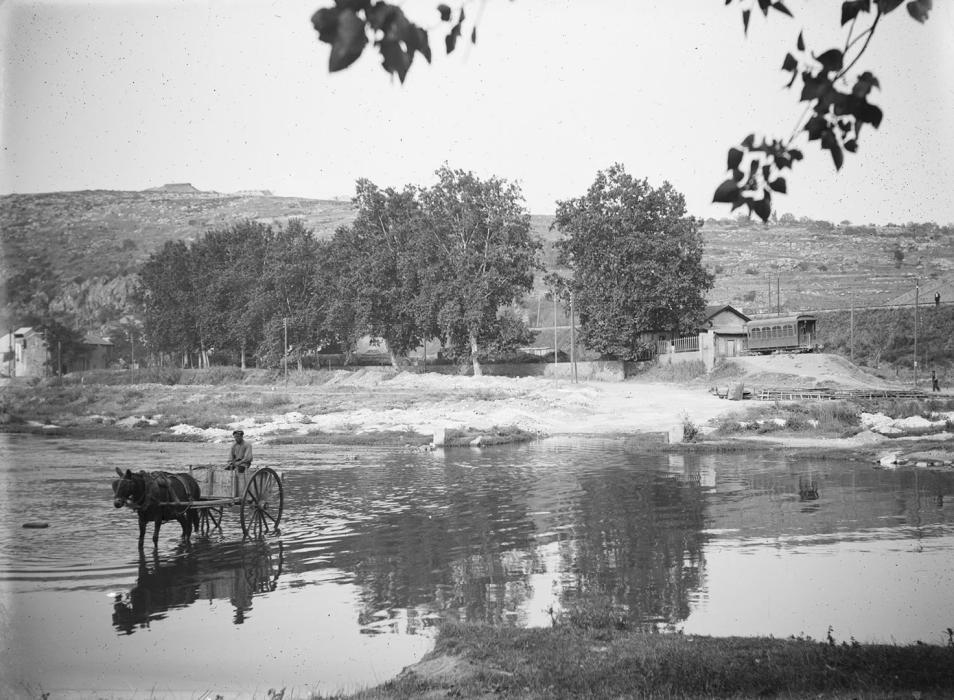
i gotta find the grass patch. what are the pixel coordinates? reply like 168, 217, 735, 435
444, 426, 538, 446
859, 396, 954, 418
332, 620, 954, 700
633, 360, 709, 384
712, 400, 861, 437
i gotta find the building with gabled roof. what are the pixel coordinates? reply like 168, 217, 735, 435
0, 327, 114, 377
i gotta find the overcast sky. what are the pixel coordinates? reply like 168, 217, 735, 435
1, 0, 952, 224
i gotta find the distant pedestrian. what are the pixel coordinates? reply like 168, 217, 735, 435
931, 370, 940, 392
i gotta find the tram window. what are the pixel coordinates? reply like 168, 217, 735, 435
783, 325, 793, 336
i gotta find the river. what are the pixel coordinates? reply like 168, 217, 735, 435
1, 435, 952, 697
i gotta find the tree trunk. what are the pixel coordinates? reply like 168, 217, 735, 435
386, 341, 403, 370
240, 343, 246, 370
469, 332, 482, 377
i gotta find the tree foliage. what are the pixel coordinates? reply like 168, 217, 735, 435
33, 317, 86, 374
310, 0, 470, 82
714, 0, 932, 220
330, 167, 541, 373
331, 179, 430, 367
554, 164, 713, 360
139, 240, 201, 361
136, 170, 541, 372
311, 1, 933, 221
416, 166, 541, 374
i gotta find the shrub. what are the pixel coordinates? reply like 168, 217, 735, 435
681, 413, 700, 442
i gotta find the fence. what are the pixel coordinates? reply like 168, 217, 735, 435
656, 336, 700, 355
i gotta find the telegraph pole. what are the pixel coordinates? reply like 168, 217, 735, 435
283, 317, 288, 382
849, 292, 854, 364
776, 276, 781, 315
914, 280, 919, 388
553, 291, 558, 373
570, 291, 577, 383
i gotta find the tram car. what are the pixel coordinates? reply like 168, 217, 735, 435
745, 313, 818, 354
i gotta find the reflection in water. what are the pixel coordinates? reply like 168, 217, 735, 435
112, 539, 283, 633
280, 444, 954, 638
2, 436, 954, 695
564, 459, 707, 629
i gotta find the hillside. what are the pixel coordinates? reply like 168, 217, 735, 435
0, 188, 356, 283
2, 188, 952, 333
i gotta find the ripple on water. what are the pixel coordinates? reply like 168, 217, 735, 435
2, 435, 954, 695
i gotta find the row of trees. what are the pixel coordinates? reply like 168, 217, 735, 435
134, 165, 713, 371
139, 167, 542, 375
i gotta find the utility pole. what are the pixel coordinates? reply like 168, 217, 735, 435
914, 280, 919, 388
777, 276, 781, 315
849, 292, 854, 364
283, 317, 288, 382
768, 278, 772, 314
570, 291, 577, 383
553, 291, 558, 373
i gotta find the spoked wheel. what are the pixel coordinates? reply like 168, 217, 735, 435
240, 467, 283, 539
197, 506, 223, 535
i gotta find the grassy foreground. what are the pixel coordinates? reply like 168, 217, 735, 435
326, 622, 954, 699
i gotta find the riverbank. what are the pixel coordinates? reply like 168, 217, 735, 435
327, 622, 954, 699
0, 367, 734, 445
4, 356, 954, 468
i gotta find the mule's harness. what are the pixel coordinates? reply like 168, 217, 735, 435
121, 471, 194, 516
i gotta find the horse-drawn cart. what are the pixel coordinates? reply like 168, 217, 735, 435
188, 465, 284, 538
113, 464, 284, 547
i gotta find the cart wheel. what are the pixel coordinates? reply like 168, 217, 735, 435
198, 507, 223, 536
240, 467, 283, 539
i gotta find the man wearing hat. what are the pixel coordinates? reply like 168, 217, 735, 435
226, 430, 253, 497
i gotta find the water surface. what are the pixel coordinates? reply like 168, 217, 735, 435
1, 435, 952, 697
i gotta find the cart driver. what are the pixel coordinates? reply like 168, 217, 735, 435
226, 430, 253, 472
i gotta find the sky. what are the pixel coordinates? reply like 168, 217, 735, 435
1, 0, 952, 224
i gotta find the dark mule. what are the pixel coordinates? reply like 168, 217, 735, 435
112, 468, 201, 548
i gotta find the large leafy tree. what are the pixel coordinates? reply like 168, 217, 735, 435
416, 166, 541, 375
310, 1, 934, 221
332, 179, 430, 368
554, 164, 714, 361
139, 240, 201, 363
254, 219, 324, 369
190, 220, 270, 368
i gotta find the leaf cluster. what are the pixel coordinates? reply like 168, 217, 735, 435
716, 0, 933, 220
311, 0, 473, 82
